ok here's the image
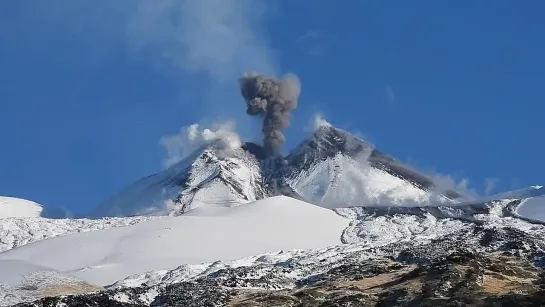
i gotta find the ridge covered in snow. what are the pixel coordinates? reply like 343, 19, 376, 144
279, 125, 464, 208
91, 142, 269, 218
0, 197, 43, 218
91, 125, 470, 219
490, 185, 545, 200
0, 215, 161, 253
0, 196, 349, 286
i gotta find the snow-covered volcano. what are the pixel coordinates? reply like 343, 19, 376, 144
92, 125, 469, 217
1, 123, 544, 306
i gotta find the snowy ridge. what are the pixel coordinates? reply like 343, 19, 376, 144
280, 126, 460, 208
490, 185, 545, 200
334, 198, 542, 245
111, 198, 545, 293
516, 194, 545, 223
0, 196, 349, 286
92, 142, 268, 217
0, 216, 161, 252
286, 152, 443, 208
91, 125, 467, 218
0, 197, 43, 218
173, 144, 268, 213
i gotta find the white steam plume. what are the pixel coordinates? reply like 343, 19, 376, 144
484, 178, 499, 197
306, 113, 332, 132
160, 121, 241, 167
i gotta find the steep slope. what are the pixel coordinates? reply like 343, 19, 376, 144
90, 125, 470, 217
0, 197, 42, 218
91, 142, 269, 217
279, 125, 465, 208
0, 196, 349, 286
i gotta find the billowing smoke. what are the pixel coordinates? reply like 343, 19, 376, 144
160, 121, 241, 167
239, 72, 301, 156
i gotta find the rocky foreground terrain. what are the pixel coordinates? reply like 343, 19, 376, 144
14, 201, 545, 306
14, 249, 545, 306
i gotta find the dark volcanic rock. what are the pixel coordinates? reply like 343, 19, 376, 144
18, 247, 545, 307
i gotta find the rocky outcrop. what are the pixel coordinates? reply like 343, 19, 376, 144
15, 247, 545, 307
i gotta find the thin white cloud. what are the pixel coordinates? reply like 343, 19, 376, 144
10, 1, 278, 82
160, 121, 241, 167
305, 113, 332, 132
296, 31, 321, 44
385, 84, 395, 104
484, 177, 499, 196
127, 0, 278, 82
295, 30, 328, 56
125, 0, 280, 163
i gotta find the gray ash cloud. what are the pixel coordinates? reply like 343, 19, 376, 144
239, 72, 301, 156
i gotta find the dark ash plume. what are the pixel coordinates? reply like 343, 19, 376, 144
239, 72, 301, 156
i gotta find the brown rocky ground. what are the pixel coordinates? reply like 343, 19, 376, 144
225, 251, 545, 307
15, 250, 545, 307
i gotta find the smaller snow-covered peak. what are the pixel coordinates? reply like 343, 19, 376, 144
91, 141, 269, 218
0, 197, 42, 218
281, 125, 462, 208
288, 125, 371, 163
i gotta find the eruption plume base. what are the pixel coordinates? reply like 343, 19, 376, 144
239, 72, 301, 156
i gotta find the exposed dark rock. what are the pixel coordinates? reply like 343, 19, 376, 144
17, 246, 545, 307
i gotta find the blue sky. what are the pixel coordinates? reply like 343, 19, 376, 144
1, 1, 543, 214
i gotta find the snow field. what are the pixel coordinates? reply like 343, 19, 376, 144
0, 196, 349, 286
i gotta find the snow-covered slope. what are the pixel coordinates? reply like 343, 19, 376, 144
0, 216, 160, 252
91, 142, 269, 217
491, 185, 545, 200
0, 197, 43, 218
280, 126, 463, 208
89, 125, 471, 218
0, 196, 349, 286
107, 197, 545, 291
516, 195, 545, 222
